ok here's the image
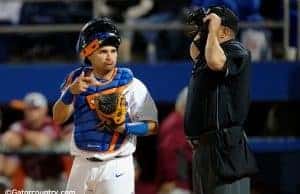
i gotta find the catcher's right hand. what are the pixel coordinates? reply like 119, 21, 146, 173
69, 71, 100, 94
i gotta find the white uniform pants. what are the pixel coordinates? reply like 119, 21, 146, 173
66, 155, 134, 194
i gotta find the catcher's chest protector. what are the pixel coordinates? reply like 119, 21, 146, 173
73, 67, 133, 152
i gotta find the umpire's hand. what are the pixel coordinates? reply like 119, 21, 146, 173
69, 71, 101, 94
203, 13, 222, 34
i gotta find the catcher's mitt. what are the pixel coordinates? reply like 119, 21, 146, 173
87, 92, 127, 132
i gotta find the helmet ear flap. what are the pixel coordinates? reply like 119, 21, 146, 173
84, 58, 92, 66
76, 32, 83, 55
76, 32, 87, 66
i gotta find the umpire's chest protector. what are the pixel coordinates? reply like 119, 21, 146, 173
73, 67, 133, 152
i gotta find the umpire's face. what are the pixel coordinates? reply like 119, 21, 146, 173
87, 46, 118, 73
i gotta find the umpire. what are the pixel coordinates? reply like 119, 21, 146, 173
184, 6, 257, 194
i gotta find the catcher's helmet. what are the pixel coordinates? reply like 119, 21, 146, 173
76, 17, 121, 64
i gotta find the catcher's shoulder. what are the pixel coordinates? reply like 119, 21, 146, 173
128, 77, 149, 91
118, 67, 134, 76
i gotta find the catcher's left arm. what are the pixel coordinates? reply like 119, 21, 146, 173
116, 120, 158, 135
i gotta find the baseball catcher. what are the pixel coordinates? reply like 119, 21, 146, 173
52, 17, 158, 194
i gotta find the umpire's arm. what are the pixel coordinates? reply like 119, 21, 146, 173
204, 13, 227, 71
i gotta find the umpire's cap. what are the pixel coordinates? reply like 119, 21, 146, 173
208, 5, 239, 34
76, 17, 121, 63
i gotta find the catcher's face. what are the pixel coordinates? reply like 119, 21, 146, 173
88, 46, 118, 73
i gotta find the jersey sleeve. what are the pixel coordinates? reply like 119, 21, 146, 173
126, 78, 158, 122
222, 41, 251, 77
